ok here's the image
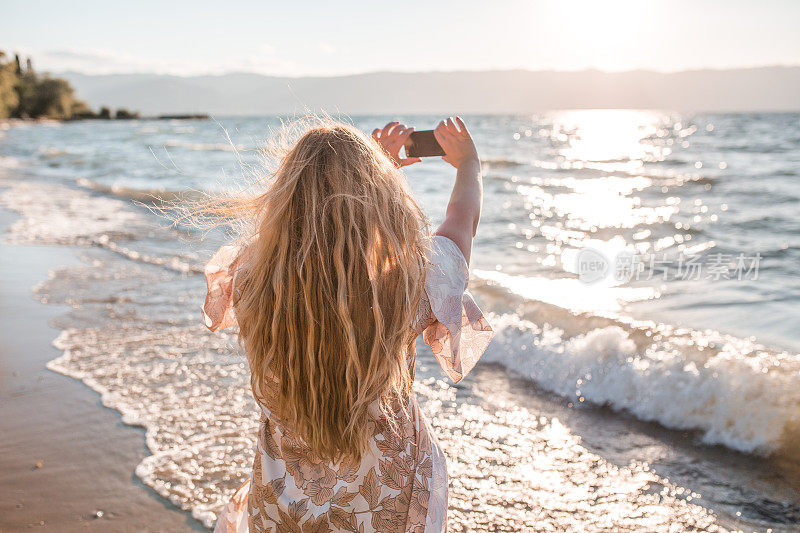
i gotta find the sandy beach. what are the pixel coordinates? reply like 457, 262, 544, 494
0, 207, 202, 532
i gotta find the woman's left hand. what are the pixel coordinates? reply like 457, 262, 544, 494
372, 122, 421, 168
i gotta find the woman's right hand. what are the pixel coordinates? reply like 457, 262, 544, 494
432, 117, 482, 264
434, 117, 480, 170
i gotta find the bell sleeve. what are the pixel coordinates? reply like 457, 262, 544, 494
202, 244, 244, 332
422, 236, 494, 383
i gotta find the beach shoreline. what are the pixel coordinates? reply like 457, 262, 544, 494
1, 112, 799, 531
0, 205, 204, 532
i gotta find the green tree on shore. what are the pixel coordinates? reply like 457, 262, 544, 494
0, 50, 136, 120
0, 53, 20, 118
0, 51, 89, 119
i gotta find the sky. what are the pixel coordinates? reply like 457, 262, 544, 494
2, 0, 800, 77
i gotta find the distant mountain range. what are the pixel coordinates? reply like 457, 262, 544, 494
59, 67, 800, 115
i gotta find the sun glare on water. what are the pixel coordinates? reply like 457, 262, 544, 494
497, 108, 694, 307
555, 109, 663, 167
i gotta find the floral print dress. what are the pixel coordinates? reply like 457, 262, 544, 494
203, 236, 494, 533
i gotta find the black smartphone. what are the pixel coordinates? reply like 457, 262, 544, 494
405, 130, 445, 158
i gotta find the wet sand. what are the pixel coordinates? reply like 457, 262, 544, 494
0, 207, 203, 532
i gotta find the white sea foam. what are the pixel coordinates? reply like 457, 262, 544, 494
163, 139, 249, 152
482, 313, 800, 456
0, 180, 201, 273
0, 180, 146, 245
0, 155, 23, 169
474, 268, 800, 456
47, 320, 257, 528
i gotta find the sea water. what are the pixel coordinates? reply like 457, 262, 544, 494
1, 112, 798, 531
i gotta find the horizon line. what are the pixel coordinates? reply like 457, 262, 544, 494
49, 63, 800, 80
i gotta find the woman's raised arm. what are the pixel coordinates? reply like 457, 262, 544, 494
433, 117, 483, 264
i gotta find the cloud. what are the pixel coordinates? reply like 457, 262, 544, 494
6, 46, 164, 74
237, 44, 298, 75
317, 43, 336, 55
45, 49, 123, 62
256, 43, 277, 55
2, 44, 299, 76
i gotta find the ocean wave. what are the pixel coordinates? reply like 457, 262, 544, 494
480, 157, 527, 168
0, 155, 23, 169
162, 139, 250, 152
38, 147, 73, 158
75, 177, 198, 204
471, 276, 800, 458
1, 179, 201, 273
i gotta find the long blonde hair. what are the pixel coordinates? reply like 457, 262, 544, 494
206, 120, 429, 460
